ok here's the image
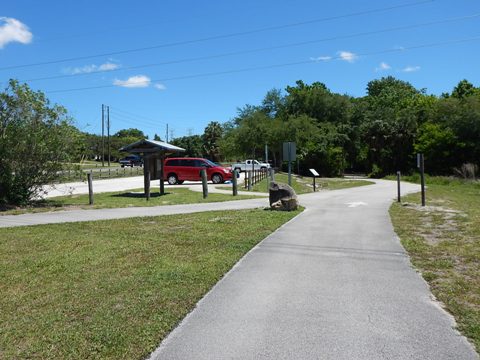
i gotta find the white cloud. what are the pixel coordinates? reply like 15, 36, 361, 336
310, 56, 332, 62
98, 62, 119, 71
337, 51, 358, 63
65, 61, 120, 75
154, 83, 166, 90
114, 75, 151, 88
0, 17, 32, 49
375, 62, 391, 72
402, 66, 420, 73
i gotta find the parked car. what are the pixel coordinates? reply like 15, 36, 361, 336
164, 157, 233, 184
231, 159, 270, 172
119, 155, 143, 167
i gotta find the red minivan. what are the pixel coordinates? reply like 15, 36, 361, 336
164, 157, 233, 185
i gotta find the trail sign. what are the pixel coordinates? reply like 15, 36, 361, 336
283, 142, 296, 162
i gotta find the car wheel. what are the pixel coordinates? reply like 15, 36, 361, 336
121, 165, 124, 168
167, 174, 178, 185
212, 173, 223, 184
234, 167, 241, 173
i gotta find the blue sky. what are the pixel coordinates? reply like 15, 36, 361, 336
1, 0, 479, 139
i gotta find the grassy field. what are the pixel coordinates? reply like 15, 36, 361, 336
1, 188, 258, 215
246, 172, 373, 194
390, 179, 480, 352
0, 208, 302, 359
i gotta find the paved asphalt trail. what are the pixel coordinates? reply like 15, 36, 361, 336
150, 180, 478, 360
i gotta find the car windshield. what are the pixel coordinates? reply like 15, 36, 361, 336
204, 159, 218, 167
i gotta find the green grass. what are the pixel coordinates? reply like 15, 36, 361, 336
390, 180, 480, 352
1, 188, 258, 215
0, 208, 302, 359
244, 172, 373, 194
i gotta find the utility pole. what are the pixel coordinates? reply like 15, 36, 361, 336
166, 123, 169, 142
107, 105, 111, 167
101, 104, 105, 167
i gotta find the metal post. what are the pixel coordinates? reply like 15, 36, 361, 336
419, 154, 426, 206
266, 168, 271, 192
107, 106, 110, 167
397, 171, 401, 203
313, 176, 316, 192
201, 169, 208, 198
101, 104, 105, 167
87, 172, 94, 205
288, 142, 292, 186
232, 170, 238, 196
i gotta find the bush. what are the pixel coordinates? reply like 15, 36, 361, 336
0, 80, 79, 206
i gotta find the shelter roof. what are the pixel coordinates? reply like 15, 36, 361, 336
119, 139, 185, 154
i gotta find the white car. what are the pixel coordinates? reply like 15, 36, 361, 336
231, 160, 270, 172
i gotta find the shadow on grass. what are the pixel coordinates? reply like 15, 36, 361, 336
111, 191, 172, 198
0, 199, 63, 213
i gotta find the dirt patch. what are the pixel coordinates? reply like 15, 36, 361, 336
402, 203, 466, 245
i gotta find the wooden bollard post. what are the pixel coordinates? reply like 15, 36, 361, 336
201, 169, 208, 198
87, 172, 94, 205
145, 170, 151, 201
248, 171, 252, 191
232, 170, 238, 196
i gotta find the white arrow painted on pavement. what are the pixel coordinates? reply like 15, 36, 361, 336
346, 201, 368, 208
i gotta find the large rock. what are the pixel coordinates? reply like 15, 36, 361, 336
269, 182, 298, 211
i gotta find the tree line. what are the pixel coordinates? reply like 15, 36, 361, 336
210, 77, 479, 177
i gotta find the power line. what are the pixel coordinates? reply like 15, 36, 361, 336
109, 111, 165, 129
0, 0, 435, 71
110, 106, 166, 126
109, 109, 192, 133
19, 12, 478, 84
44, 36, 480, 94
108, 112, 190, 136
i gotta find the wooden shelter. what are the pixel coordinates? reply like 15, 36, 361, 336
119, 139, 185, 198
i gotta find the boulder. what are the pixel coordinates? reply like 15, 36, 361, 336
269, 182, 298, 211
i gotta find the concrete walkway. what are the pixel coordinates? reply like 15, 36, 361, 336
148, 180, 478, 360
0, 197, 268, 228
